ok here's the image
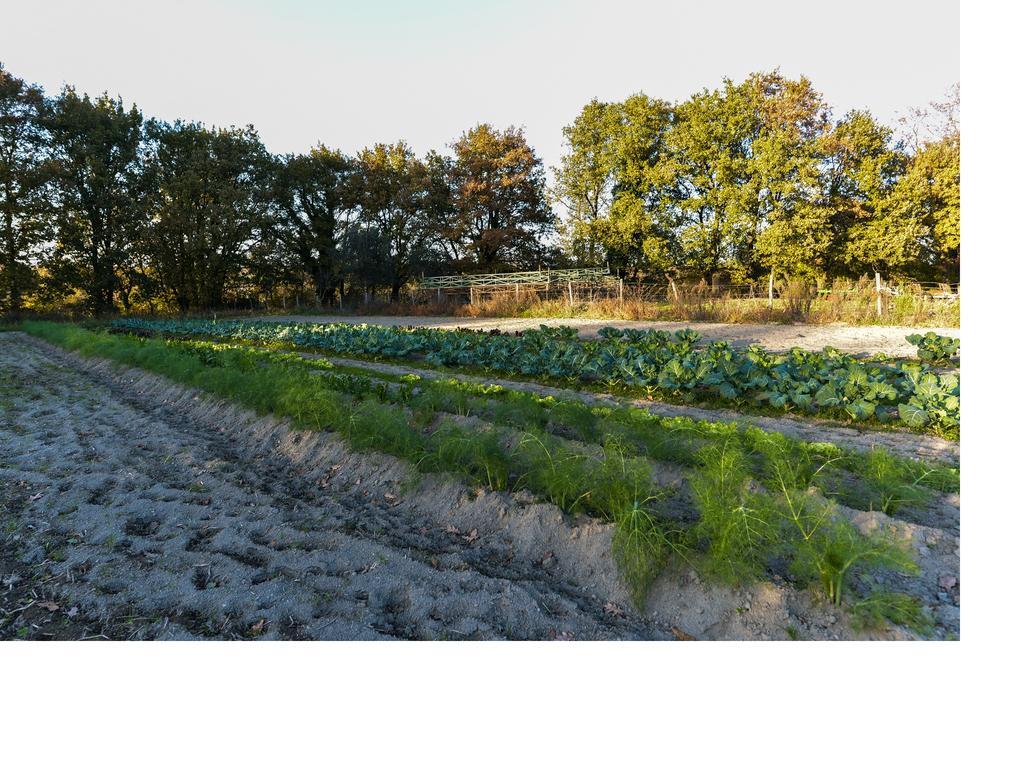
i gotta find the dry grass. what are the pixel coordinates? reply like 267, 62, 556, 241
173, 276, 959, 327
429, 278, 960, 326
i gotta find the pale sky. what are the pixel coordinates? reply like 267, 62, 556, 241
1, 0, 959, 169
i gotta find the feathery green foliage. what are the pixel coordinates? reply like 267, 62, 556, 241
690, 437, 919, 607
433, 425, 512, 491
850, 590, 934, 636
690, 444, 778, 584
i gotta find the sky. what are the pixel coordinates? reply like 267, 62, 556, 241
1, 0, 959, 169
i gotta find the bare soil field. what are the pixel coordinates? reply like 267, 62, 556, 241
251, 315, 960, 357
0, 333, 959, 640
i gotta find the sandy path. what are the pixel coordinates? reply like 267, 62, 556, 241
249, 315, 959, 357
1, 334, 958, 639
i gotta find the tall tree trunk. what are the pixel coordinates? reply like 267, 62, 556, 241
313, 265, 336, 307
3, 208, 20, 313
3, 255, 19, 314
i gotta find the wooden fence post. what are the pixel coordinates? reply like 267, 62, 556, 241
469, 286, 475, 305
568, 280, 574, 306
618, 278, 624, 303
669, 278, 679, 303
875, 271, 883, 318
768, 267, 775, 312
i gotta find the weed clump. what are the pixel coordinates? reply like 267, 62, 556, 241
433, 426, 512, 491
612, 503, 669, 609
690, 438, 920, 616
690, 445, 777, 584
850, 590, 934, 636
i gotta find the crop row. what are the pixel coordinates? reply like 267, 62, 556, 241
30, 322, 945, 632
908, 332, 960, 364
167, 336, 956, 517
110, 318, 961, 436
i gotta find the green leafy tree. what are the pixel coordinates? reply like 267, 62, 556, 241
146, 120, 272, 311
851, 135, 959, 280
448, 124, 554, 271
745, 73, 830, 279
419, 150, 463, 268
44, 88, 150, 315
0, 64, 50, 314
847, 86, 958, 281
664, 85, 752, 280
268, 145, 358, 307
341, 225, 390, 301
604, 94, 673, 278
915, 137, 960, 281
355, 142, 437, 301
552, 99, 618, 265
806, 110, 907, 278
662, 73, 830, 282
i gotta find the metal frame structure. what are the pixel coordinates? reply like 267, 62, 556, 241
416, 267, 610, 290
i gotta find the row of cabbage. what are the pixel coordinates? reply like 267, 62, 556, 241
110, 319, 960, 435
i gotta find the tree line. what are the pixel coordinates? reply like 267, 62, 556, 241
554, 72, 959, 285
1, 64, 958, 316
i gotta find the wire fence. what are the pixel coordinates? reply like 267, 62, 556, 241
410, 273, 960, 306
244, 273, 958, 324
417, 267, 609, 289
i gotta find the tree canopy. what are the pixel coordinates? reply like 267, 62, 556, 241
557, 72, 959, 284
447, 124, 555, 272
0, 65, 50, 312
0, 62, 959, 317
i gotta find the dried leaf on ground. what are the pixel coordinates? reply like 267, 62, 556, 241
603, 602, 625, 617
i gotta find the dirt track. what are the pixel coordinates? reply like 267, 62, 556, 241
0, 333, 959, 640
251, 315, 959, 357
